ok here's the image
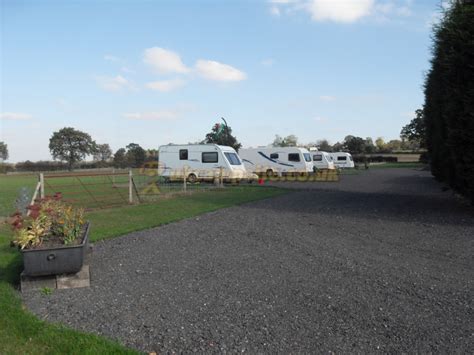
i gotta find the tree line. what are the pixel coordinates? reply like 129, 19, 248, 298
401, 1, 473, 203
271, 134, 422, 155
0, 115, 424, 173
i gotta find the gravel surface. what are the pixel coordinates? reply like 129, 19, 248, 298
23, 168, 474, 353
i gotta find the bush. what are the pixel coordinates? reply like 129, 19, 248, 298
353, 155, 398, 163
424, 2, 474, 203
0, 163, 15, 174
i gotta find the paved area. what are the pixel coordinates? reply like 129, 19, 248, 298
23, 168, 474, 353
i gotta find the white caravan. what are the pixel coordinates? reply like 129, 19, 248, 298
329, 152, 355, 168
158, 144, 257, 183
239, 147, 313, 176
311, 151, 335, 170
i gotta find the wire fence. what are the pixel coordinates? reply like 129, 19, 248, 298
0, 167, 340, 217
42, 172, 131, 210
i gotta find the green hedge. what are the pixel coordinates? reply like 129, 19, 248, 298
424, 1, 474, 203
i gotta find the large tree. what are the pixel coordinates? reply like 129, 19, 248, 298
93, 143, 113, 164
400, 109, 426, 148
272, 134, 298, 147
0, 142, 8, 161
49, 127, 96, 170
316, 139, 332, 152
125, 143, 146, 168
343, 135, 366, 155
113, 148, 127, 168
204, 119, 242, 151
364, 137, 376, 154
375, 137, 386, 152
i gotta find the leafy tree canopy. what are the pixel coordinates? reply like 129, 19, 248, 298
400, 109, 426, 148
272, 134, 298, 147
204, 120, 242, 151
0, 142, 8, 161
125, 143, 146, 168
93, 143, 113, 162
48, 127, 96, 170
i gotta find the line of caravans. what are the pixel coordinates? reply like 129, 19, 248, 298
157, 144, 353, 183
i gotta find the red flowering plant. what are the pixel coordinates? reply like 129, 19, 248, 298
9, 193, 85, 250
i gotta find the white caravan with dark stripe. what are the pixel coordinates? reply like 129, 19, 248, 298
158, 144, 257, 183
239, 147, 313, 176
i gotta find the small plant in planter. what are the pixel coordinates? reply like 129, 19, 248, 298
9, 193, 90, 277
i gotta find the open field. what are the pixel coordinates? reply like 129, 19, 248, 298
0, 170, 236, 217
0, 185, 287, 354
0, 163, 424, 216
18, 167, 474, 353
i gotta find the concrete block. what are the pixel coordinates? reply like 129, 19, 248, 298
57, 264, 90, 289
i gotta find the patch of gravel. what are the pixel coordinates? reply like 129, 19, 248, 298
23, 168, 474, 353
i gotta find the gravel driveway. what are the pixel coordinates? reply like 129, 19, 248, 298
23, 168, 474, 353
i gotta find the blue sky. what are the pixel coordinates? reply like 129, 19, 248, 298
1, 0, 441, 162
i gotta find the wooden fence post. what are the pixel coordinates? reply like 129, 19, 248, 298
128, 169, 133, 204
39, 173, 45, 198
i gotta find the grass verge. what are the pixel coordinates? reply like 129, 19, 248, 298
368, 162, 426, 169
0, 186, 287, 354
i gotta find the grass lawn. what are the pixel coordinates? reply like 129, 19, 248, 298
0, 185, 287, 354
369, 162, 426, 169
0, 174, 37, 217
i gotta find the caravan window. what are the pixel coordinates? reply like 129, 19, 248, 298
270, 153, 279, 159
313, 154, 323, 161
303, 153, 311, 162
224, 152, 241, 165
288, 153, 300, 162
349, 155, 353, 161
202, 152, 218, 163
337, 156, 347, 161
179, 149, 188, 160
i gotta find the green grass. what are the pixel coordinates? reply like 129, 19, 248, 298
0, 174, 37, 217
0, 185, 287, 354
368, 162, 426, 169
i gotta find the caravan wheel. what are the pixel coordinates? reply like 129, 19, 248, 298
187, 173, 198, 184
266, 169, 274, 177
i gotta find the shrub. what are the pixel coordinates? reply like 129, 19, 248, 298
9, 194, 85, 250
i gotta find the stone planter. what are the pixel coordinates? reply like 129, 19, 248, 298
21, 222, 90, 277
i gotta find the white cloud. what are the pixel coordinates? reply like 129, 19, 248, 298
261, 58, 274, 66
143, 47, 190, 74
146, 78, 186, 92
306, 0, 374, 23
104, 54, 120, 62
120, 66, 134, 73
319, 95, 336, 101
96, 75, 131, 91
0, 112, 33, 120
270, 6, 281, 16
270, 0, 413, 23
195, 60, 246, 82
123, 111, 180, 121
